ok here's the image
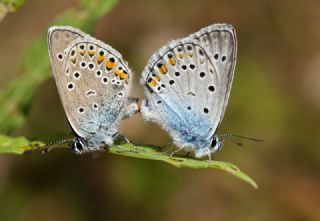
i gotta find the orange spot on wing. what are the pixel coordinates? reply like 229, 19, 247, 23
120, 72, 128, 80
158, 64, 168, 74
88, 51, 95, 56
106, 59, 116, 70
115, 69, 122, 75
168, 57, 176, 65
148, 78, 157, 87
178, 53, 184, 59
97, 55, 105, 63
70, 57, 76, 64
153, 75, 160, 81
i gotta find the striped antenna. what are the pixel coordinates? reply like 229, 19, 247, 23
220, 133, 263, 144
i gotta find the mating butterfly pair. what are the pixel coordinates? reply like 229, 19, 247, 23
48, 24, 237, 159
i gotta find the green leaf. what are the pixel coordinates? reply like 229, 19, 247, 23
0, 134, 257, 188
0, 134, 44, 154
0, 0, 25, 21
0, 0, 119, 133
109, 144, 258, 189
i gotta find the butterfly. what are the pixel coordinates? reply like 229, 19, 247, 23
48, 26, 139, 153
140, 24, 237, 159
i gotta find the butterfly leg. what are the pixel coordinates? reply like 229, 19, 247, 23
207, 148, 212, 166
156, 141, 176, 155
115, 135, 139, 153
123, 136, 140, 153
169, 146, 185, 157
115, 145, 133, 153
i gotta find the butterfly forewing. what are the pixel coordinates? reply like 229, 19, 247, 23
190, 24, 237, 128
48, 26, 86, 78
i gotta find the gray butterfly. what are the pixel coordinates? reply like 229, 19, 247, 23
140, 24, 237, 159
48, 26, 138, 153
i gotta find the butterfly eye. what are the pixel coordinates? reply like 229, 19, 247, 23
72, 138, 84, 152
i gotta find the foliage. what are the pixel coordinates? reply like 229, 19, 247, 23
0, 0, 25, 21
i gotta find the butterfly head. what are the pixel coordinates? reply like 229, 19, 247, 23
193, 135, 224, 159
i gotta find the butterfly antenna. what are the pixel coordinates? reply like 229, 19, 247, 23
220, 133, 264, 143
37, 138, 74, 153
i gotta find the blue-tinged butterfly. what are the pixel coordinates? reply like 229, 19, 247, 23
140, 24, 238, 159
48, 26, 139, 153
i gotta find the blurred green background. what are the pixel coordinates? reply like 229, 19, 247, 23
0, 0, 320, 220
